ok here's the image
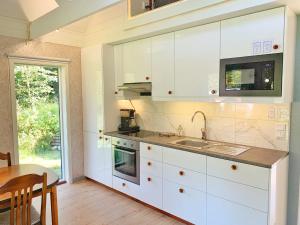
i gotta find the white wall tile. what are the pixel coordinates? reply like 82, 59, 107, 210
118, 100, 290, 151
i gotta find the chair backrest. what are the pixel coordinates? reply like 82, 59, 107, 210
0, 152, 12, 166
0, 173, 47, 225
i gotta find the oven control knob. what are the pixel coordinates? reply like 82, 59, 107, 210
273, 44, 279, 50
124, 142, 127, 146
147, 177, 152, 182
117, 141, 120, 144
122, 183, 126, 187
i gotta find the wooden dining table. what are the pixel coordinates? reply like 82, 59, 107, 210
0, 164, 59, 225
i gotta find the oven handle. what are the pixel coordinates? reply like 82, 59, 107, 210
115, 148, 136, 155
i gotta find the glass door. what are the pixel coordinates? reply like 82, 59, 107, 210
14, 64, 64, 179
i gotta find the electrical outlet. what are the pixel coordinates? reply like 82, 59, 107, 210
277, 108, 289, 121
268, 107, 276, 120
275, 123, 287, 140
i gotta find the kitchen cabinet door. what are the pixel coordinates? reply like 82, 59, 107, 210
140, 174, 163, 209
82, 45, 104, 133
152, 33, 175, 98
207, 195, 268, 225
114, 44, 124, 97
123, 38, 152, 83
83, 132, 105, 182
174, 22, 220, 97
221, 7, 285, 59
163, 180, 206, 225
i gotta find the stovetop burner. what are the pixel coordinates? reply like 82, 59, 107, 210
118, 130, 156, 138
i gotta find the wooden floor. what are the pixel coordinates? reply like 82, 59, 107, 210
35, 179, 186, 225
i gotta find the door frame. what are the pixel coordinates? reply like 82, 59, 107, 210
8, 57, 73, 182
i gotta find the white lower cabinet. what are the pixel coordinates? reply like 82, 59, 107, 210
88, 141, 286, 225
207, 195, 268, 225
163, 180, 206, 225
113, 176, 141, 200
140, 173, 163, 209
84, 133, 112, 187
207, 176, 269, 212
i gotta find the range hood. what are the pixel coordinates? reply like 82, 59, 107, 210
118, 83, 152, 96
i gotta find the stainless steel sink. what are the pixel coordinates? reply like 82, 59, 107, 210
174, 140, 209, 148
169, 139, 215, 149
206, 145, 250, 156
169, 139, 249, 156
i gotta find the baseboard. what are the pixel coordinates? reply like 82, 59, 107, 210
72, 176, 86, 183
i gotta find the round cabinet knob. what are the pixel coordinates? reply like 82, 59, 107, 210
168, 91, 172, 95
145, 76, 150, 80
114, 91, 118, 95
179, 171, 184, 176
147, 146, 151, 150
231, 165, 237, 171
179, 188, 184, 193
147, 177, 152, 182
147, 162, 152, 166
99, 136, 103, 139
273, 44, 279, 50
122, 183, 126, 187
210, 90, 217, 95
105, 138, 108, 141
99, 130, 102, 133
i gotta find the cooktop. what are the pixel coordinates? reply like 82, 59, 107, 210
118, 130, 156, 138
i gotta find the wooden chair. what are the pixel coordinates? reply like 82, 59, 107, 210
0, 173, 47, 225
0, 152, 11, 167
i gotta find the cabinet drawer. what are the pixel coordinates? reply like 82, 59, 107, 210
113, 177, 141, 200
207, 195, 268, 225
140, 174, 163, 209
163, 147, 206, 173
164, 164, 206, 192
207, 157, 270, 190
163, 180, 206, 225
140, 143, 162, 161
141, 157, 163, 177
207, 176, 269, 212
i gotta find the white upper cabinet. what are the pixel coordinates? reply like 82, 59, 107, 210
151, 33, 175, 98
123, 38, 152, 83
114, 44, 124, 96
81, 45, 104, 133
221, 7, 285, 59
174, 22, 220, 98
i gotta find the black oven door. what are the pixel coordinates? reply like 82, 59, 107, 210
220, 53, 283, 96
113, 146, 140, 184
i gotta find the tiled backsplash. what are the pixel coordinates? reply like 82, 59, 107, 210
118, 99, 290, 151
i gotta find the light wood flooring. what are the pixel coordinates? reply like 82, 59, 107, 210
35, 179, 186, 225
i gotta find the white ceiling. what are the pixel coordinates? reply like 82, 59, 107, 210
278, 0, 300, 13
0, 0, 59, 21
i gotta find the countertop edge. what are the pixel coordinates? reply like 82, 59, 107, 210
104, 132, 289, 169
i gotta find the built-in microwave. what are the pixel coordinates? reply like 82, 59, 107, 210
219, 53, 283, 97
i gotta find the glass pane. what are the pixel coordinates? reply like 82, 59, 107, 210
114, 148, 136, 177
225, 69, 255, 91
14, 64, 63, 178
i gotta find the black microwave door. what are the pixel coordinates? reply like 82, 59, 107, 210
219, 53, 283, 97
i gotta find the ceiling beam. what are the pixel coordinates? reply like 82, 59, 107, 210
30, 0, 120, 39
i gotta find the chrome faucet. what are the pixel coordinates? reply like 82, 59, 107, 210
191, 111, 207, 140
